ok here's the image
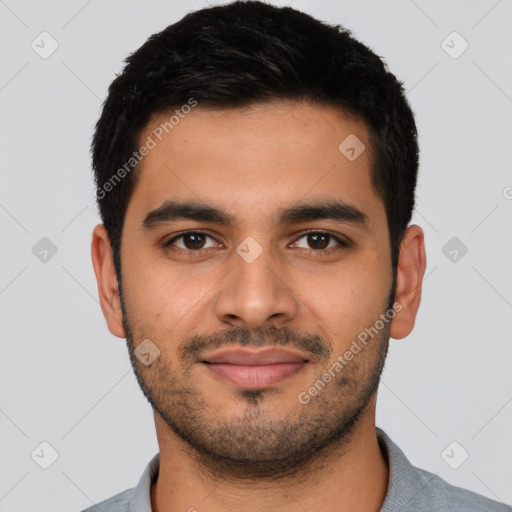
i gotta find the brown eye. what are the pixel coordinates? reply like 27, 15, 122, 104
293, 231, 347, 251
306, 233, 330, 250
181, 232, 207, 250
165, 231, 218, 251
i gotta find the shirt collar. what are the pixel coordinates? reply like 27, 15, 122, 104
376, 427, 443, 511
129, 451, 159, 512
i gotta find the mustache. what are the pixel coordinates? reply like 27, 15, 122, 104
179, 325, 332, 364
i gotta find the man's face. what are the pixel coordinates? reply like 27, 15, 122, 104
118, 101, 394, 477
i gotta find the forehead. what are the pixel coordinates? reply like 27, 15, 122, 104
126, 101, 384, 228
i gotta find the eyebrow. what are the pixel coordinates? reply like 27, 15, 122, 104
141, 199, 370, 232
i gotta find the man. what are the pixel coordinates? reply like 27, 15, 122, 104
87, 1, 510, 511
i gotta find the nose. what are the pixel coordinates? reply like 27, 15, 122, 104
213, 240, 299, 331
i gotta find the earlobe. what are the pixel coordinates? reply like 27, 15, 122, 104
91, 224, 126, 338
390, 225, 427, 340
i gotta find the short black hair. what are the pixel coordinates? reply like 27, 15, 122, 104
92, 0, 419, 283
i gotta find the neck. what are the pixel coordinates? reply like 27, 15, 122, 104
150, 396, 389, 512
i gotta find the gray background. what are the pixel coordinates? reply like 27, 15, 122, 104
1, 0, 511, 510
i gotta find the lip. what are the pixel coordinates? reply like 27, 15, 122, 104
201, 348, 309, 389
203, 347, 308, 365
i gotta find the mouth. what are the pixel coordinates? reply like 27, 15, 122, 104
200, 347, 309, 389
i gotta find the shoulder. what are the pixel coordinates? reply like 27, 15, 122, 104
412, 465, 510, 512
78, 452, 159, 512
377, 428, 510, 512
80, 487, 134, 512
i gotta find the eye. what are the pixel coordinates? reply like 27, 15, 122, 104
164, 231, 220, 252
292, 231, 349, 251
163, 230, 350, 256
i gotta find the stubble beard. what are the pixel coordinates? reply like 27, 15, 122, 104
120, 286, 392, 482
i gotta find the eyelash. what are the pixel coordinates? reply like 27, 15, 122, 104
163, 230, 350, 257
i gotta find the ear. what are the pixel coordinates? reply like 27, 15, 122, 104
390, 224, 426, 340
91, 224, 126, 338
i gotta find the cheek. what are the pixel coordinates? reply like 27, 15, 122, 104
124, 258, 215, 329
300, 258, 391, 336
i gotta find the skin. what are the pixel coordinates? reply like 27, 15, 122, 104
91, 100, 426, 512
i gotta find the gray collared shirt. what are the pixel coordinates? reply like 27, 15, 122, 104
81, 428, 511, 511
